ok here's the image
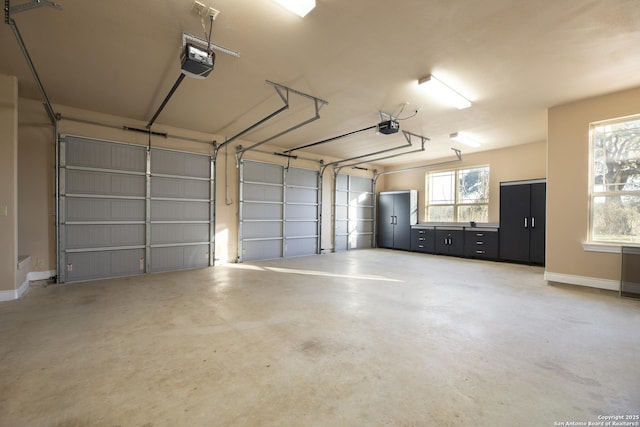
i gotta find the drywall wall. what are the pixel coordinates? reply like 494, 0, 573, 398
380, 141, 547, 223
17, 100, 54, 274
546, 85, 640, 290
0, 74, 18, 293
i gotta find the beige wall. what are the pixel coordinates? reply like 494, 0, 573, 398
0, 74, 18, 293
546, 85, 640, 289
381, 141, 547, 223
18, 100, 55, 273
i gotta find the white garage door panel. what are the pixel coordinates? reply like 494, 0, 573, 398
286, 187, 317, 204
242, 240, 283, 262
66, 198, 145, 222
150, 223, 210, 245
65, 249, 145, 282
151, 150, 210, 178
286, 167, 317, 187
66, 170, 146, 197
285, 238, 317, 258
243, 203, 283, 220
66, 224, 145, 249
151, 177, 209, 199
243, 183, 283, 202
285, 204, 317, 220
66, 137, 146, 172
150, 200, 210, 221
242, 221, 282, 239
150, 245, 209, 272
284, 221, 317, 237
242, 162, 283, 184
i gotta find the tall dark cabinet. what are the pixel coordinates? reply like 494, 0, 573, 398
377, 190, 418, 250
499, 180, 546, 264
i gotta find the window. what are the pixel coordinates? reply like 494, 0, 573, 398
590, 115, 640, 244
425, 166, 489, 222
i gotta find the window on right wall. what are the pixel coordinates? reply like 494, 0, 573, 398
590, 115, 640, 244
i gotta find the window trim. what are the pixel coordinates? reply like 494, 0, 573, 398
425, 165, 490, 223
588, 114, 640, 245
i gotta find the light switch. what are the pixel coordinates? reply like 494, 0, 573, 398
0, 205, 7, 216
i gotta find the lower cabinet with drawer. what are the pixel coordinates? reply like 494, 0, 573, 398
411, 227, 435, 253
409, 224, 499, 262
464, 228, 499, 259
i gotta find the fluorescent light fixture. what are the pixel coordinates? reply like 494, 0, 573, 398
418, 74, 471, 109
272, 0, 316, 17
450, 132, 480, 147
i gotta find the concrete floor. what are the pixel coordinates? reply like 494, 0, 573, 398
1, 249, 639, 426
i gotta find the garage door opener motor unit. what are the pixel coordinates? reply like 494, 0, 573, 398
377, 120, 399, 135
181, 43, 214, 79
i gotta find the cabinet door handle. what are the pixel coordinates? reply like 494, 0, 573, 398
532, 217, 535, 228
524, 217, 528, 228
389, 216, 394, 224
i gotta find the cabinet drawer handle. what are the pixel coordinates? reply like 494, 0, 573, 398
476, 233, 484, 237
419, 237, 425, 241
476, 241, 484, 245
476, 250, 486, 254
418, 245, 424, 248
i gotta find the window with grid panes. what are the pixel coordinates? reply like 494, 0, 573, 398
590, 115, 640, 244
425, 166, 489, 222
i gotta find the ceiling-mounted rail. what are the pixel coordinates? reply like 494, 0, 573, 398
146, 29, 240, 129
373, 148, 463, 185
321, 130, 429, 177
146, 73, 186, 129
182, 32, 240, 58
283, 107, 422, 157
6, 0, 61, 16
5, 0, 60, 123
217, 81, 328, 160
284, 125, 377, 154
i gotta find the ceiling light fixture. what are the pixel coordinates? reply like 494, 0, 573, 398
272, 0, 316, 17
450, 132, 480, 147
418, 74, 471, 109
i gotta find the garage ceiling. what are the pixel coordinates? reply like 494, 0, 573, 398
2, 0, 640, 165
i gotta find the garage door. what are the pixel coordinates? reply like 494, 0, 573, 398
239, 160, 319, 261
334, 174, 374, 251
58, 135, 214, 282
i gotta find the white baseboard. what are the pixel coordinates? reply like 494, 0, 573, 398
27, 270, 55, 282
0, 270, 55, 303
0, 278, 31, 302
544, 271, 619, 292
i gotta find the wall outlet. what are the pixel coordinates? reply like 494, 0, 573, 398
0, 205, 7, 216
